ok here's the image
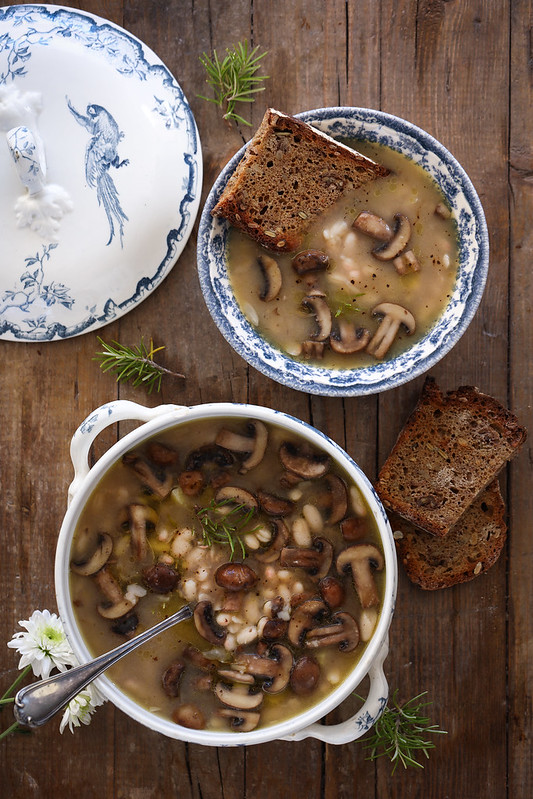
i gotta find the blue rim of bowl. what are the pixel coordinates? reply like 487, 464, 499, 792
197, 107, 489, 396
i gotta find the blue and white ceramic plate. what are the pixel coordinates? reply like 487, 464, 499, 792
0, 4, 201, 341
197, 107, 489, 396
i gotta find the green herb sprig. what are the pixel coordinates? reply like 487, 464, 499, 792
360, 690, 446, 773
95, 337, 184, 394
196, 499, 259, 559
334, 293, 366, 317
198, 41, 269, 126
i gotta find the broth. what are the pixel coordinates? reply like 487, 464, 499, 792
69, 417, 385, 733
227, 140, 458, 368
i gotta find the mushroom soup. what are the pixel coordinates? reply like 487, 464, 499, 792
227, 140, 458, 368
69, 417, 385, 733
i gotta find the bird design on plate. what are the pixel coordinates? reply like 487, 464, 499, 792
67, 99, 129, 247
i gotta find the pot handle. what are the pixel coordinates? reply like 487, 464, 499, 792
68, 400, 187, 503
282, 637, 389, 745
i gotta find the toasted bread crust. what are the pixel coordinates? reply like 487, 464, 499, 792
212, 108, 389, 252
390, 481, 507, 589
375, 377, 527, 536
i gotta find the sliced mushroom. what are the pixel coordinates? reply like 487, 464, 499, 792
214, 681, 263, 710
128, 504, 157, 561
241, 422, 268, 472
330, 320, 371, 355
215, 485, 259, 512
257, 254, 282, 301
182, 645, 213, 670
111, 611, 139, 636
233, 653, 279, 680
122, 454, 174, 498
302, 294, 332, 341
142, 562, 179, 594
340, 516, 366, 541
172, 703, 206, 729
264, 645, 293, 694
162, 659, 185, 697
336, 543, 385, 608
215, 562, 258, 592
300, 340, 325, 359
366, 302, 416, 359
216, 421, 268, 474
318, 474, 348, 524
254, 518, 290, 563
287, 598, 329, 647
218, 708, 261, 732
257, 489, 295, 517
290, 655, 321, 695
318, 576, 346, 609
193, 601, 227, 645
261, 618, 288, 640
372, 213, 411, 260
279, 441, 330, 480
217, 668, 256, 685
291, 249, 329, 275
353, 211, 393, 241
305, 611, 360, 652
393, 249, 420, 275
178, 470, 205, 496
71, 532, 113, 576
145, 442, 179, 467
184, 444, 234, 472
435, 201, 452, 219
280, 536, 332, 579
94, 567, 135, 620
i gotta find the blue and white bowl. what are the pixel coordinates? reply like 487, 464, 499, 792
197, 108, 489, 396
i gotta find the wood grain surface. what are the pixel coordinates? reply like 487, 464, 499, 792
1, 1, 531, 797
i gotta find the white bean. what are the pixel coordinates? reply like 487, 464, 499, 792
196, 567, 209, 582
256, 527, 272, 544
288, 488, 303, 501
277, 569, 290, 582
171, 536, 192, 557
243, 533, 260, 550
292, 517, 312, 547
359, 608, 378, 642
350, 486, 367, 518
243, 593, 262, 625
278, 585, 291, 605
303, 503, 323, 534
257, 616, 268, 637
181, 579, 197, 601
159, 553, 174, 566
236, 625, 258, 645
224, 634, 236, 651
216, 613, 231, 627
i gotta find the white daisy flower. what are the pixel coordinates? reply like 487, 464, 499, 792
7, 609, 76, 679
59, 681, 106, 734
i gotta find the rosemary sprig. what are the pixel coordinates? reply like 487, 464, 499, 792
95, 337, 184, 394
198, 41, 268, 126
360, 690, 446, 773
196, 499, 258, 559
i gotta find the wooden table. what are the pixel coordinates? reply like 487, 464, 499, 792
1, 1, 531, 796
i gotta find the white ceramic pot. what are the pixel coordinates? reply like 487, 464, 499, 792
55, 400, 398, 746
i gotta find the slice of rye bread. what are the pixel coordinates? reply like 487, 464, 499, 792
390, 480, 507, 590
211, 108, 389, 252
375, 377, 527, 537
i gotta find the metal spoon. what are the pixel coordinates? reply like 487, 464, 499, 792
13, 603, 193, 729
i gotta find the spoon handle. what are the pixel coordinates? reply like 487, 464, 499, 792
13, 604, 193, 729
